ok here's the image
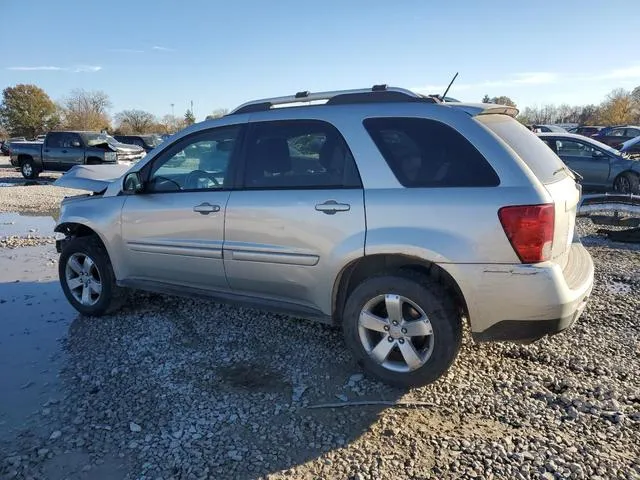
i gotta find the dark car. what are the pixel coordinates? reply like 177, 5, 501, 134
591, 125, 640, 147
532, 124, 567, 133
569, 126, 605, 137
538, 132, 640, 193
113, 134, 163, 152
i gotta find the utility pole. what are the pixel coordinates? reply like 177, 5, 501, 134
171, 103, 175, 117
190, 100, 194, 118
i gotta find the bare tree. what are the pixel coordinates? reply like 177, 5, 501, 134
62, 89, 112, 130
205, 108, 229, 120
115, 110, 157, 134
158, 114, 185, 134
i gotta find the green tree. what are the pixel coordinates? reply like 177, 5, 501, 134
598, 88, 635, 125
0, 84, 60, 138
184, 109, 196, 126
489, 96, 517, 108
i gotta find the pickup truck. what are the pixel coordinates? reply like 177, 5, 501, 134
10, 131, 146, 179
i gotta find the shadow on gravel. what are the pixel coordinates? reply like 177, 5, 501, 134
14, 292, 404, 479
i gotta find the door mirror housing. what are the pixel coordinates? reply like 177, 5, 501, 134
71, 140, 81, 148
592, 150, 606, 158
123, 172, 144, 194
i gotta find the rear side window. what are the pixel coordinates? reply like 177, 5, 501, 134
477, 115, 568, 184
363, 117, 499, 187
243, 120, 362, 189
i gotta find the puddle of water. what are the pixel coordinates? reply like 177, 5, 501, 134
0, 180, 52, 187
0, 212, 56, 237
0, 245, 74, 441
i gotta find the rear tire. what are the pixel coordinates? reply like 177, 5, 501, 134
59, 236, 126, 316
20, 158, 39, 179
342, 271, 462, 388
614, 172, 640, 194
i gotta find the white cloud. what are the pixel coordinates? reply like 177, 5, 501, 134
7, 65, 102, 73
73, 65, 102, 73
595, 65, 640, 81
152, 45, 175, 52
7, 66, 64, 71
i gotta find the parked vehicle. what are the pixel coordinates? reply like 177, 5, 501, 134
10, 131, 146, 179
620, 135, 640, 156
591, 125, 640, 147
538, 132, 640, 193
113, 134, 163, 152
1, 137, 27, 155
52, 86, 593, 387
568, 126, 605, 137
35, 134, 47, 142
532, 124, 567, 133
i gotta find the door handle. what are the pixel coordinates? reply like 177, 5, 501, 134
315, 200, 350, 215
61, 149, 68, 153
193, 202, 220, 215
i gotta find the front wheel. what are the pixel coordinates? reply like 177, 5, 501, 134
342, 271, 462, 388
59, 236, 126, 316
613, 172, 640, 194
20, 158, 39, 179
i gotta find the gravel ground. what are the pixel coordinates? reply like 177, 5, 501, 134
0, 156, 82, 215
0, 168, 639, 479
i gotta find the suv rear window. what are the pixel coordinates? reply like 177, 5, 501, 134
363, 117, 499, 187
478, 115, 568, 184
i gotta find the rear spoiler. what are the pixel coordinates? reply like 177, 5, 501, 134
447, 102, 519, 118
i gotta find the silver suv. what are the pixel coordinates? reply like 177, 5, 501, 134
53, 86, 594, 387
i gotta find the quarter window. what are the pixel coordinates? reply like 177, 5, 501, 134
147, 127, 239, 192
243, 120, 361, 189
364, 117, 499, 187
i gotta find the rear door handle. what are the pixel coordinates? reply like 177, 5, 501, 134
315, 200, 350, 215
193, 202, 220, 215
61, 149, 68, 153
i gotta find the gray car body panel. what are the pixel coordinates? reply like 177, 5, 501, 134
55, 100, 593, 335
538, 132, 640, 189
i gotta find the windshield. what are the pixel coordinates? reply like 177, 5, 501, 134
80, 133, 118, 147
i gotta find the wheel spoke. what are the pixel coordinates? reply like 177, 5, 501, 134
370, 336, 395, 364
398, 340, 423, 370
81, 286, 91, 305
88, 280, 102, 295
384, 294, 403, 323
68, 257, 83, 274
359, 311, 389, 332
403, 319, 433, 337
67, 277, 82, 290
83, 256, 95, 273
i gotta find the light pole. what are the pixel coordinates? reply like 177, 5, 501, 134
171, 103, 175, 117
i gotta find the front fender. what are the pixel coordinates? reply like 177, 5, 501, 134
55, 195, 126, 278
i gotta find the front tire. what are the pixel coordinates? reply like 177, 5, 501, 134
342, 271, 462, 388
614, 172, 640, 194
20, 158, 39, 179
59, 236, 126, 316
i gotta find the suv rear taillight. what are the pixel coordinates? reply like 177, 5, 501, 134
498, 204, 555, 263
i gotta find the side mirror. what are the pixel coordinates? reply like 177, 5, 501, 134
592, 150, 605, 158
123, 172, 144, 194
71, 140, 81, 148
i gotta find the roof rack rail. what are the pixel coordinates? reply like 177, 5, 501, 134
228, 85, 440, 115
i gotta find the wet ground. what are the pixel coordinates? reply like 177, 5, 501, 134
0, 213, 70, 443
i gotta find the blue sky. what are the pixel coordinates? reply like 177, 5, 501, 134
1, 0, 639, 120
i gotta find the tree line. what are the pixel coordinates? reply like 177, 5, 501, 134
483, 86, 640, 126
2, 82, 639, 139
0, 83, 228, 139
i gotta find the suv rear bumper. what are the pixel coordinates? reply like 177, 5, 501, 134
444, 240, 594, 343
